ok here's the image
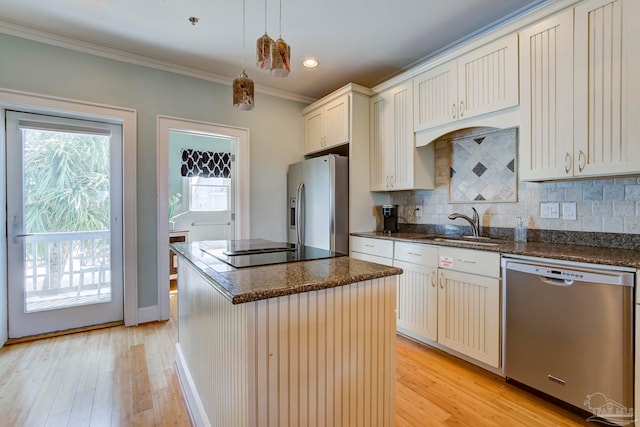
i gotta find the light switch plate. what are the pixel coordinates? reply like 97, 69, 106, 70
562, 202, 577, 220
540, 202, 560, 219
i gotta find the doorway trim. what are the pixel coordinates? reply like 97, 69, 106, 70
157, 116, 250, 321
0, 88, 138, 346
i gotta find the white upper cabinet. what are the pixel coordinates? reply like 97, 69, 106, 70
573, 0, 640, 177
414, 34, 519, 133
370, 82, 435, 191
519, 9, 575, 180
303, 94, 349, 155
520, 0, 640, 180
413, 61, 458, 130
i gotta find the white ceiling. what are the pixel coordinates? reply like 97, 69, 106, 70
0, 0, 547, 102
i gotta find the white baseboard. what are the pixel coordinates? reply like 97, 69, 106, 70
137, 305, 159, 324
175, 343, 211, 427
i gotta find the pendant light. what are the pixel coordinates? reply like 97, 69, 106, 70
233, 0, 255, 110
256, 0, 274, 70
270, 0, 290, 77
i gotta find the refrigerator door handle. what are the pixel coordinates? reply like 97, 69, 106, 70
296, 182, 305, 246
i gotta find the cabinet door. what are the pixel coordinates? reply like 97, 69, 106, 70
389, 82, 415, 190
574, 0, 640, 177
394, 260, 438, 341
437, 269, 500, 368
457, 34, 519, 121
324, 95, 350, 149
519, 9, 574, 180
304, 108, 325, 154
369, 94, 388, 191
413, 61, 458, 131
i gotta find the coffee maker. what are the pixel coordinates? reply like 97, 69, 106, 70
382, 205, 399, 234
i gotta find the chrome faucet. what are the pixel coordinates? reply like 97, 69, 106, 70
448, 207, 480, 237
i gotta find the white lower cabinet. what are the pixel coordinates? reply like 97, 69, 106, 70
351, 237, 501, 369
394, 242, 438, 341
436, 247, 501, 368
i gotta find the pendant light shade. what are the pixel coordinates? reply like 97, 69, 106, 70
233, 71, 254, 110
270, 0, 290, 77
256, 33, 274, 70
256, 0, 274, 70
233, 0, 254, 110
270, 38, 290, 77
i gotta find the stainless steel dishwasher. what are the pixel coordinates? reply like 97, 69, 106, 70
503, 257, 634, 420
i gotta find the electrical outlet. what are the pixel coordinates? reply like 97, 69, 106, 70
415, 204, 423, 218
562, 202, 577, 220
540, 202, 560, 219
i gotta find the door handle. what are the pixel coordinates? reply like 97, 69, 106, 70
12, 215, 33, 244
564, 152, 572, 174
578, 150, 586, 172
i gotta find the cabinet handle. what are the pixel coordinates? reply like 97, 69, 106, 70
452, 103, 457, 119
407, 252, 421, 257
459, 101, 464, 118
564, 152, 572, 174
439, 271, 445, 289
364, 244, 374, 248
578, 150, 586, 172
431, 273, 436, 287
457, 258, 477, 264
390, 175, 394, 188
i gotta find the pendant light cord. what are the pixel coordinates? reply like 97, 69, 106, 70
242, 0, 246, 70
264, 0, 268, 33
278, 0, 282, 37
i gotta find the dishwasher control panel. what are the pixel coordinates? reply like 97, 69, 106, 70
504, 259, 634, 287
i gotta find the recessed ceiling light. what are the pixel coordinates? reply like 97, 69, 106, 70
303, 58, 319, 68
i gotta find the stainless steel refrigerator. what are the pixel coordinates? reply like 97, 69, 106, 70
287, 154, 349, 254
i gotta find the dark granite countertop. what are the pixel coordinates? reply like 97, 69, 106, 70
171, 240, 403, 304
352, 231, 640, 269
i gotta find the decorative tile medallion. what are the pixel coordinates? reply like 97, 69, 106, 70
449, 128, 517, 203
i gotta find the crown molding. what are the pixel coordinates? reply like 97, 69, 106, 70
0, 19, 317, 104
370, 0, 580, 94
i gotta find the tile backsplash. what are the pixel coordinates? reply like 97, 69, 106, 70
392, 127, 640, 234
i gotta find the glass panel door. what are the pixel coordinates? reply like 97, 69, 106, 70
6, 111, 123, 338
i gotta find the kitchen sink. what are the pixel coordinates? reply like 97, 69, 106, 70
415, 235, 502, 247
433, 238, 500, 247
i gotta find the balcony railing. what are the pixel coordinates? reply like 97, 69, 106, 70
24, 230, 111, 312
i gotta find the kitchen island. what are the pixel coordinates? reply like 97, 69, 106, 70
171, 240, 402, 427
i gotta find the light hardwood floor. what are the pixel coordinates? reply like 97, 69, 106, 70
0, 292, 588, 426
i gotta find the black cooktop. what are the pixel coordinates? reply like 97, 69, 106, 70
200, 240, 346, 268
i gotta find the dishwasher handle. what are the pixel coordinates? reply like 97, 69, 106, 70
539, 276, 574, 287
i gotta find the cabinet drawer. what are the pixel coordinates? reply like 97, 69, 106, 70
437, 247, 500, 277
394, 242, 438, 266
351, 251, 394, 267
351, 236, 394, 258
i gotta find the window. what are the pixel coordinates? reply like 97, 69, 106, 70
188, 176, 230, 211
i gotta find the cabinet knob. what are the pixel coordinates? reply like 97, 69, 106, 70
578, 150, 586, 172
564, 152, 572, 174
